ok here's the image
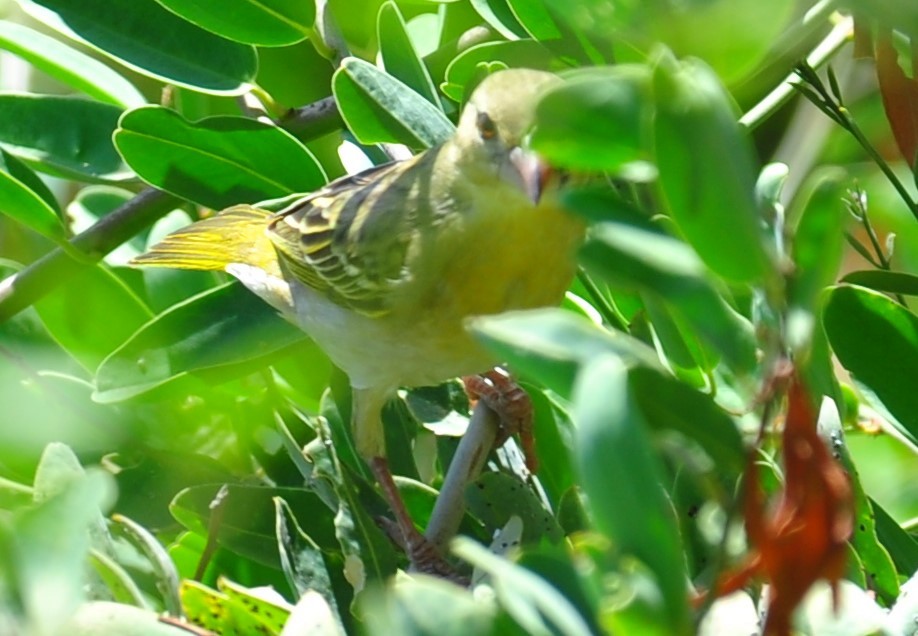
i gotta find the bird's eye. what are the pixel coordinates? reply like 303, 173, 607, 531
476, 111, 497, 140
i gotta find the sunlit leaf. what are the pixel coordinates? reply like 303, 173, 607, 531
115, 106, 326, 208
155, 0, 314, 46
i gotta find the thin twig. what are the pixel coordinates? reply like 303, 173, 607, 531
0, 188, 178, 322
280, 95, 343, 139
425, 401, 500, 552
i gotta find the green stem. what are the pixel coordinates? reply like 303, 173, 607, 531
843, 113, 918, 221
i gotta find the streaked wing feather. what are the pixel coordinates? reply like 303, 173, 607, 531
268, 157, 433, 316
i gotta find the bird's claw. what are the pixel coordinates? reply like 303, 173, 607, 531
463, 368, 538, 473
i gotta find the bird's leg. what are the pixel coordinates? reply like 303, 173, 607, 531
352, 387, 462, 580
367, 456, 463, 580
463, 367, 538, 472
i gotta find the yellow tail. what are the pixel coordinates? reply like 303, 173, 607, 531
131, 205, 281, 277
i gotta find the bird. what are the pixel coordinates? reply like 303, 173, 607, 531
132, 68, 585, 574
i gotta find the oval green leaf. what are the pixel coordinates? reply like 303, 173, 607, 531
115, 106, 326, 208
532, 65, 651, 174
841, 270, 918, 297
0, 149, 65, 243
788, 168, 847, 312
653, 53, 774, 283
378, 2, 442, 109
469, 308, 660, 399
21, 0, 257, 94
0, 21, 144, 108
442, 40, 556, 102
0, 94, 129, 181
155, 0, 314, 46
823, 284, 918, 447
572, 356, 690, 632
94, 282, 307, 403
469, 0, 528, 40
333, 57, 454, 149
506, 0, 561, 40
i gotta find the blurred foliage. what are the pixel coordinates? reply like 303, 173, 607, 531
0, 0, 917, 635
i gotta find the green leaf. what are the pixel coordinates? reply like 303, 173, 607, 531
823, 285, 918, 447
580, 223, 758, 375
0, 149, 66, 243
531, 65, 652, 174
469, 0, 528, 40
0, 94, 129, 181
155, 0, 314, 46
652, 52, 774, 283
644, 0, 796, 84
466, 472, 563, 545
359, 573, 496, 636
506, 0, 561, 40
21, 0, 257, 94
333, 57, 454, 148
171, 483, 338, 568
282, 591, 347, 636
10, 470, 115, 636
442, 40, 556, 102
275, 498, 345, 619
35, 264, 153, 372
816, 398, 899, 603
0, 20, 144, 107
452, 537, 594, 636
66, 602, 195, 636
469, 308, 660, 399
789, 168, 847, 312
179, 578, 291, 635
310, 415, 400, 584
572, 356, 690, 633
629, 367, 745, 473
841, 270, 918, 297
93, 282, 307, 403
115, 106, 326, 208
378, 2, 442, 109
873, 499, 918, 575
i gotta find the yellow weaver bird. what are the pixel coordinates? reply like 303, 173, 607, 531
133, 69, 584, 573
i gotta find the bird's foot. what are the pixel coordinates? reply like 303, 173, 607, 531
463, 368, 537, 473
369, 457, 469, 585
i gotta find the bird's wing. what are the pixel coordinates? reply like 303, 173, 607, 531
268, 153, 442, 317
131, 205, 280, 277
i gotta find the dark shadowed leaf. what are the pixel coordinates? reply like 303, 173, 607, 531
94, 282, 307, 403
0, 94, 129, 181
21, 0, 257, 93
0, 149, 65, 243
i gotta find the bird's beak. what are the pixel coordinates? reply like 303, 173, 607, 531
508, 146, 551, 204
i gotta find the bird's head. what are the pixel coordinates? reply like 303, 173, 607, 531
451, 69, 561, 204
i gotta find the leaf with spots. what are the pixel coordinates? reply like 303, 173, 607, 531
816, 398, 899, 604
465, 472, 562, 545
180, 578, 291, 636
